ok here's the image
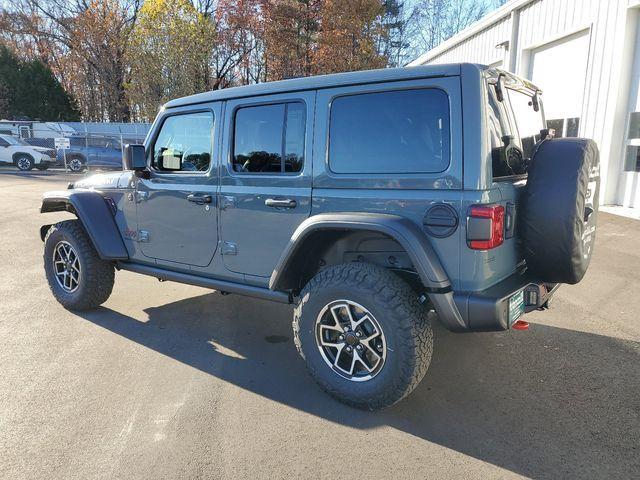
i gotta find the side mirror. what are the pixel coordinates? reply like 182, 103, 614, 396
123, 144, 147, 171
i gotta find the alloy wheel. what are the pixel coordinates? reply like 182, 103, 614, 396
315, 299, 387, 382
16, 157, 31, 170
53, 241, 81, 293
68, 158, 83, 172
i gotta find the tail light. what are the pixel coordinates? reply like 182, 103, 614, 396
467, 204, 505, 250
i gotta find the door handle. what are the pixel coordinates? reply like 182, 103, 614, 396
187, 193, 213, 205
265, 198, 297, 209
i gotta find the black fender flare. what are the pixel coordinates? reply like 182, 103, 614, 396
269, 212, 452, 292
40, 189, 128, 260
269, 213, 467, 331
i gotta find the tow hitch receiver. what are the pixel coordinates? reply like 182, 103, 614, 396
524, 283, 559, 312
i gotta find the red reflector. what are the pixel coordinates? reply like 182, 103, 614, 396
469, 204, 505, 250
512, 320, 529, 330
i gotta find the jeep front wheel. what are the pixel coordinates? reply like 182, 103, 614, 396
43, 220, 115, 310
293, 263, 433, 410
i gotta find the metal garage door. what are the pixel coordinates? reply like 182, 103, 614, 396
529, 30, 590, 138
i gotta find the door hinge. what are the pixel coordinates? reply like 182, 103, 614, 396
138, 230, 150, 243
220, 195, 236, 210
136, 191, 148, 203
221, 241, 237, 255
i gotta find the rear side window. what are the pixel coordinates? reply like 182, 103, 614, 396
328, 89, 450, 174
507, 88, 544, 159
232, 102, 305, 173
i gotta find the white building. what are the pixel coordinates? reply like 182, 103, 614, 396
409, 0, 640, 212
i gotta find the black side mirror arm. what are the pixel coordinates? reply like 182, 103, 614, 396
134, 169, 151, 179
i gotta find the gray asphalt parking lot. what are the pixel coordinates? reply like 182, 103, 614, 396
0, 169, 638, 479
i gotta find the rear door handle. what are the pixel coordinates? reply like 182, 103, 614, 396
265, 198, 297, 209
187, 193, 213, 205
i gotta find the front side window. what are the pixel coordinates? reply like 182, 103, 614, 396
153, 111, 213, 172
104, 137, 121, 150
88, 137, 109, 148
328, 89, 450, 174
232, 102, 305, 173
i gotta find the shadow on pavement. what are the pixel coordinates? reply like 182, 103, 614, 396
0, 169, 78, 181
78, 292, 639, 479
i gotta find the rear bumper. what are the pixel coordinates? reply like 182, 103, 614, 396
432, 272, 559, 332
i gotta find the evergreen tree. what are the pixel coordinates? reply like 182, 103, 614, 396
0, 45, 80, 121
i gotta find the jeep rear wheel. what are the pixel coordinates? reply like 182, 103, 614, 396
43, 220, 115, 310
293, 263, 433, 410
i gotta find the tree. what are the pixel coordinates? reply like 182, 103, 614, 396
315, 0, 387, 74
210, 0, 265, 87
262, 0, 321, 81
378, 0, 420, 67
0, 44, 79, 120
127, 0, 216, 120
0, 0, 502, 121
2, 0, 140, 121
414, 0, 488, 52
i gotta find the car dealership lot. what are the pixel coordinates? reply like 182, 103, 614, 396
0, 170, 638, 480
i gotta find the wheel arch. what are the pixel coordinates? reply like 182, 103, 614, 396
40, 190, 128, 260
66, 153, 87, 162
269, 213, 452, 294
12, 152, 34, 163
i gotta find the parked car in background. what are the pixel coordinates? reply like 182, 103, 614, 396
57, 135, 124, 172
0, 134, 56, 171
0, 120, 77, 146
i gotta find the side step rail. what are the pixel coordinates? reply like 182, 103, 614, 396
116, 262, 292, 304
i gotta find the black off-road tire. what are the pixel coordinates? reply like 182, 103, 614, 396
43, 220, 115, 310
14, 154, 34, 171
522, 138, 600, 284
293, 263, 433, 410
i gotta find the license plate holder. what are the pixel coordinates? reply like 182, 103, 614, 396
508, 289, 525, 325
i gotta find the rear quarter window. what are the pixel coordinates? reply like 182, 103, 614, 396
328, 88, 450, 174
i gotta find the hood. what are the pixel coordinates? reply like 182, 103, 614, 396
71, 171, 127, 190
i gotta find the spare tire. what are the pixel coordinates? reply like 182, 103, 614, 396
521, 138, 600, 284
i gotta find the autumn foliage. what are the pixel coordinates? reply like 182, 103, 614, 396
0, 0, 488, 121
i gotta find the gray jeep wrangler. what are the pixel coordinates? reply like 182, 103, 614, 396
40, 64, 599, 410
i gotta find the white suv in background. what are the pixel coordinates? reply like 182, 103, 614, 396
0, 134, 56, 171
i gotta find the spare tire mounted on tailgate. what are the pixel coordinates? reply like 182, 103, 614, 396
521, 138, 600, 284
